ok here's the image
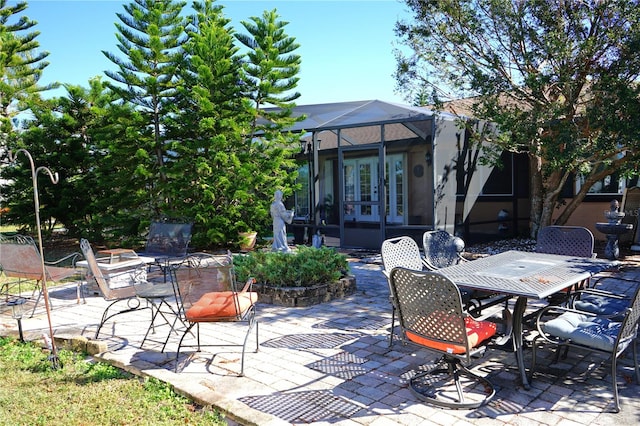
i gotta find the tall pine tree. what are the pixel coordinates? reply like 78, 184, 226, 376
236, 8, 303, 137
102, 0, 187, 217
231, 9, 304, 241
0, 0, 55, 148
167, 0, 251, 246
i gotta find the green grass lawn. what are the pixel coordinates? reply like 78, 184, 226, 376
0, 337, 226, 425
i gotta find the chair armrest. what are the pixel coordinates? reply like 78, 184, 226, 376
535, 305, 593, 344
422, 258, 438, 271
536, 304, 629, 336
588, 275, 640, 291
239, 277, 256, 293
571, 288, 628, 300
536, 305, 597, 323
45, 251, 82, 268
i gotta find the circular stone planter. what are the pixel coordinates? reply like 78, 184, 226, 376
252, 275, 357, 307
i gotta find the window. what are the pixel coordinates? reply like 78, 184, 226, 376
577, 173, 625, 195
456, 151, 514, 196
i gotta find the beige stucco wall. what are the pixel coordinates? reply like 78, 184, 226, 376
461, 199, 637, 245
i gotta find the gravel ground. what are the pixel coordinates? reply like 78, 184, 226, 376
464, 237, 537, 256
464, 236, 636, 261
346, 235, 630, 262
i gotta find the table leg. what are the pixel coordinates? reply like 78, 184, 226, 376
141, 297, 186, 352
512, 296, 530, 389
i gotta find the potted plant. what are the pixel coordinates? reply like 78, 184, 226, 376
238, 229, 258, 251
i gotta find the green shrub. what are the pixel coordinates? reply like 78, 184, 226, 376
233, 246, 350, 287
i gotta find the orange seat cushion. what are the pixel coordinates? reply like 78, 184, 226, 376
186, 291, 257, 321
406, 316, 497, 354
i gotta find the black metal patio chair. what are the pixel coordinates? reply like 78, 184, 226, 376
388, 267, 498, 409
174, 252, 258, 377
136, 220, 194, 279
423, 230, 511, 319
532, 280, 640, 413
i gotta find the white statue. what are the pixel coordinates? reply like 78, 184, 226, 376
270, 190, 294, 252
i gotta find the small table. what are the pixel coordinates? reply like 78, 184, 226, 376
76, 256, 155, 271
76, 255, 156, 291
96, 248, 140, 264
437, 250, 618, 389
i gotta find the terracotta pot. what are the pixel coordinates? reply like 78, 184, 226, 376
239, 231, 257, 251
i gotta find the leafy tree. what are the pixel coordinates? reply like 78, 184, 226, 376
0, 0, 55, 148
2, 79, 144, 240
2, 1, 305, 250
395, 0, 640, 237
103, 0, 187, 216
71, 79, 151, 243
3, 88, 91, 235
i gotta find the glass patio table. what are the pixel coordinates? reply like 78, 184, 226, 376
437, 250, 618, 389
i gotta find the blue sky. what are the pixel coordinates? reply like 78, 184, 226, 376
18, 0, 411, 105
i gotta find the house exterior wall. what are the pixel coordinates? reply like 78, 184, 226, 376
458, 198, 634, 245
456, 199, 530, 240
431, 117, 460, 234
294, 102, 636, 249
405, 145, 433, 225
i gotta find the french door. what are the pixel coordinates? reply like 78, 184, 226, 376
343, 154, 404, 223
344, 158, 379, 222
385, 154, 404, 224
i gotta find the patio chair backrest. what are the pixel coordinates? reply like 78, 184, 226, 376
144, 221, 193, 257
0, 235, 45, 280
381, 236, 423, 277
173, 253, 234, 312
618, 284, 640, 348
80, 238, 138, 301
389, 267, 493, 363
0, 234, 79, 282
422, 230, 466, 270
535, 226, 595, 258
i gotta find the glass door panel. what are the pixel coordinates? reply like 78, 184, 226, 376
385, 154, 404, 224
343, 158, 379, 222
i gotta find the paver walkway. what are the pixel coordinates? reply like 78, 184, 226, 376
1, 253, 639, 425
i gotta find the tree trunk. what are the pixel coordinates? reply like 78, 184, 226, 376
529, 154, 544, 238
555, 165, 623, 225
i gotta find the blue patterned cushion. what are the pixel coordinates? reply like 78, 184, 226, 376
542, 312, 620, 352
573, 294, 629, 317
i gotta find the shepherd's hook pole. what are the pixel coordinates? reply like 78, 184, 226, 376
8, 149, 61, 369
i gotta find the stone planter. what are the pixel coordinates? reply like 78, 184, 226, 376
253, 275, 357, 307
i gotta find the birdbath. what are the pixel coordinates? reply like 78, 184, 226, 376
595, 201, 634, 260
